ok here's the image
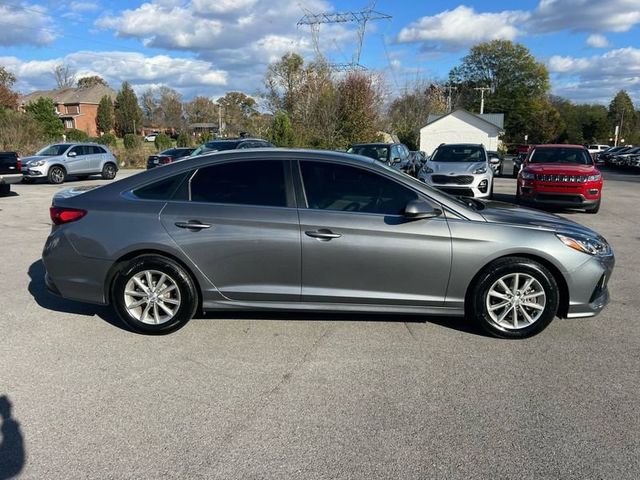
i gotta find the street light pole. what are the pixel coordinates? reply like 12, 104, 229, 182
474, 86, 491, 114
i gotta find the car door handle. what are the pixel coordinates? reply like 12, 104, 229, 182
305, 229, 342, 240
175, 221, 212, 230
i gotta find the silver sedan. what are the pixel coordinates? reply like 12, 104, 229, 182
42, 149, 614, 338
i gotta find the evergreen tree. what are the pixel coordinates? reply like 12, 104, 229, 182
24, 97, 63, 140
96, 95, 114, 134
114, 82, 142, 137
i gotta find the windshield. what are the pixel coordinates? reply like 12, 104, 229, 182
36, 144, 70, 156
431, 145, 484, 162
529, 148, 592, 165
347, 145, 389, 163
190, 141, 239, 156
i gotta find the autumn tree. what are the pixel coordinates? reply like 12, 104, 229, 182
449, 40, 550, 143
265, 53, 305, 118
184, 96, 218, 124
158, 86, 183, 130
217, 91, 258, 136
77, 75, 108, 89
335, 71, 384, 148
0, 66, 19, 110
114, 82, 142, 136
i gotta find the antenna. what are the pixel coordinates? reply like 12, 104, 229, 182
297, 2, 392, 71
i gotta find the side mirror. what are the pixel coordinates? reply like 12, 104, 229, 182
67, 151, 77, 157
404, 199, 443, 220
392, 157, 401, 164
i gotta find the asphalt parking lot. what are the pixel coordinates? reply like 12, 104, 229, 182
1, 163, 639, 479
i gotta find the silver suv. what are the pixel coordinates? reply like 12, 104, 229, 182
21, 143, 118, 184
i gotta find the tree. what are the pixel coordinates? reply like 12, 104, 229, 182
52, 64, 76, 89
140, 88, 159, 126
114, 82, 142, 136
264, 53, 305, 117
269, 111, 294, 147
0, 66, 19, 110
158, 86, 183, 130
608, 90, 637, 144
217, 91, 258, 136
335, 71, 384, 148
77, 76, 108, 89
96, 95, 114, 135
185, 96, 218, 124
387, 82, 447, 150
527, 98, 564, 144
449, 40, 550, 143
24, 97, 64, 139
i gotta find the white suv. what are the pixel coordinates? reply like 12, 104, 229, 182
21, 143, 118, 184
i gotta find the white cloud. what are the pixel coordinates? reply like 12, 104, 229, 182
586, 34, 611, 48
397, 6, 529, 50
0, 3, 57, 46
69, 1, 100, 12
548, 48, 640, 102
1, 52, 228, 98
530, 0, 640, 33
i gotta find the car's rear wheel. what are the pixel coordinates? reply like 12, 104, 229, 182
101, 162, 117, 180
111, 255, 198, 334
48, 166, 66, 184
470, 257, 559, 339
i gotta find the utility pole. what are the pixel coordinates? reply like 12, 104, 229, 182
445, 85, 457, 113
614, 108, 625, 147
474, 86, 491, 114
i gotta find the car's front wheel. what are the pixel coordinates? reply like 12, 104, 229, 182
470, 257, 559, 339
48, 166, 66, 184
111, 255, 198, 334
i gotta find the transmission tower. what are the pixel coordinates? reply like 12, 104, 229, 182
297, 2, 392, 71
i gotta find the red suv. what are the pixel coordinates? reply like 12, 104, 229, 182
517, 144, 603, 213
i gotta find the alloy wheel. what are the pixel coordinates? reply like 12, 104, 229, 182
485, 272, 546, 330
123, 270, 182, 325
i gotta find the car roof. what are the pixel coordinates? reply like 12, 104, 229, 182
531, 144, 586, 149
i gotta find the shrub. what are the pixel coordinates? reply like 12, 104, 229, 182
197, 132, 212, 144
123, 133, 142, 150
176, 132, 191, 147
65, 128, 90, 142
154, 133, 173, 151
93, 133, 117, 147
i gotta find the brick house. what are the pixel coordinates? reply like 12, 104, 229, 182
20, 84, 117, 137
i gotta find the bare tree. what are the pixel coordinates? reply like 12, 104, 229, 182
52, 64, 76, 89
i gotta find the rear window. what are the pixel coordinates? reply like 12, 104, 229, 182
347, 145, 389, 162
133, 172, 190, 200
529, 148, 592, 165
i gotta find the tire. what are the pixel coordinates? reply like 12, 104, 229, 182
585, 199, 601, 214
111, 255, 198, 334
101, 162, 117, 180
513, 167, 518, 178
488, 180, 494, 199
469, 257, 559, 339
48, 166, 66, 184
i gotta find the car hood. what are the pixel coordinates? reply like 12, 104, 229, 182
524, 163, 598, 175
478, 199, 601, 236
428, 161, 488, 174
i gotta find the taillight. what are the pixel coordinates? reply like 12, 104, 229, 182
16, 158, 21, 170
160, 156, 172, 164
50, 207, 87, 225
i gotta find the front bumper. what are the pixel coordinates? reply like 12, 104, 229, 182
519, 180, 602, 207
565, 253, 615, 318
22, 166, 47, 177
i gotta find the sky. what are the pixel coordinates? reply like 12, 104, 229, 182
0, 0, 639, 106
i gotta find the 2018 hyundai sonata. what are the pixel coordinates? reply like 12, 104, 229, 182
43, 149, 614, 338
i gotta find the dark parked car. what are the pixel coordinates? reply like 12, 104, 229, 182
190, 138, 274, 157
600, 146, 630, 165
147, 148, 195, 169
0, 151, 21, 176
513, 151, 528, 177
43, 149, 614, 339
347, 143, 413, 174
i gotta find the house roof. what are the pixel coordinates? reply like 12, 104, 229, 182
426, 109, 505, 130
21, 84, 117, 106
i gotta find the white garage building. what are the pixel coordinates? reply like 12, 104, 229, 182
419, 109, 504, 156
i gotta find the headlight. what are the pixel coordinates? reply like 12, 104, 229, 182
421, 166, 434, 174
556, 233, 611, 256
474, 167, 487, 174
587, 174, 601, 181
520, 171, 535, 180
29, 160, 46, 167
